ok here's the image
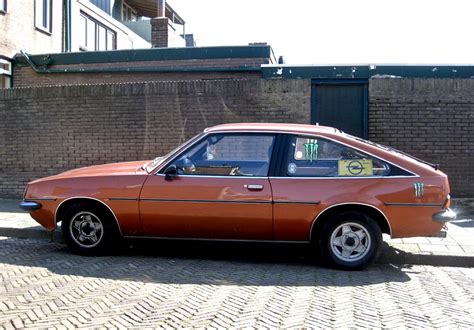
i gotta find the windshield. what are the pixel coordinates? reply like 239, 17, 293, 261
145, 132, 204, 173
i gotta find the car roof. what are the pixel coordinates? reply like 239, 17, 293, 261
204, 123, 341, 135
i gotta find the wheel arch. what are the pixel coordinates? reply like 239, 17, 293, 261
310, 202, 392, 241
55, 197, 122, 236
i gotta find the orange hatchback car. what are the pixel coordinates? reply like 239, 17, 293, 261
20, 123, 455, 270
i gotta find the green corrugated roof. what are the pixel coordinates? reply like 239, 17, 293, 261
262, 65, 474, 79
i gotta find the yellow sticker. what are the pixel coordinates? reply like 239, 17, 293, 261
338, 159, 373, 176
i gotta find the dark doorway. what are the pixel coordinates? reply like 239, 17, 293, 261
311, 81, 368, 138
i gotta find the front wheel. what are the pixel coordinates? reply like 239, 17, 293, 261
319, 212, 382, 270
62, 204, 119, 255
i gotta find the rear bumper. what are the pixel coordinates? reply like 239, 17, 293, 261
432, 208, 456, 223
19, 201, 42, 211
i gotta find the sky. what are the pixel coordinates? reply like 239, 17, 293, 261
168, 0, 474, 65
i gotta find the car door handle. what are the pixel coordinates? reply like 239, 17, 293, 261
244, 184, 264, 191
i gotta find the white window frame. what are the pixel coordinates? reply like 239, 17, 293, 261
35, 0, 52, 33
79, 12, 116, 51
0, 0, 7, 13
0, 57, 12, 89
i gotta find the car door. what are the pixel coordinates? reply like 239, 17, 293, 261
139, 133, 276, 240
270, 134, 393, 241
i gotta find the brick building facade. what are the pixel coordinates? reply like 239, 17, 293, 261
0, 0, 63, 58
0, 0, 189, 88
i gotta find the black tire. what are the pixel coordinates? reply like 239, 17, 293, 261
318, 211, 382, 270
61, 203, 120, 255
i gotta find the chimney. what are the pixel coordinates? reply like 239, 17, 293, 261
151, 0, 169, 48
150, 17, 170, 48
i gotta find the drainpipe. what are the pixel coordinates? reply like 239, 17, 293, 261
158, 0, 166, 17
64, 0, 72, 52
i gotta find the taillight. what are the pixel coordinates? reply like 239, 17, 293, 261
442, 194, 451, 209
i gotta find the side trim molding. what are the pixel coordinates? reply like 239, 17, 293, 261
139, 198, 320, 205
140, 198, 272, 204
27, 197, 57, 201
273, 200, 320, 205
384, 203, 442, 207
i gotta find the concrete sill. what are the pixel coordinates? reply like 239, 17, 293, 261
35, 26, 52, 36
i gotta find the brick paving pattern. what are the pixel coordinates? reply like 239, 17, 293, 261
0, 237, 472, 328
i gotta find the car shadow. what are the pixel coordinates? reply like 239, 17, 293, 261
379, 241, 474, 267
450, 219, 474, 228
0, 237, 413, 287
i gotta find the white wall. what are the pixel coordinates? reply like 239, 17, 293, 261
0, 0, 63, 57
167, 22, 185, 48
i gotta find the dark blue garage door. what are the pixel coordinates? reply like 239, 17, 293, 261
311, 81, 368, 138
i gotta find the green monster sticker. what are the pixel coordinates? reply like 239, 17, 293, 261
303, 139, 319, 162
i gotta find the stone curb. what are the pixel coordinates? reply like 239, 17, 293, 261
0, 225, 472, 267
0, 226, 63, 242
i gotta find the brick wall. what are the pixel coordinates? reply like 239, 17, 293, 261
151, 17, 169, 48
369, 78, 474, 197
12, 58, 268, 87
0, 79, 310, 198
1, 76, 472, 198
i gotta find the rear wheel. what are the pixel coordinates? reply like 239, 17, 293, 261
319, 211, 382, 270
62, 203, 120, 255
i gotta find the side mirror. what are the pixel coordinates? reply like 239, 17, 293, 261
164, 164, 178, 181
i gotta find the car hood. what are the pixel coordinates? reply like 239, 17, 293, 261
31, 161, 150, 183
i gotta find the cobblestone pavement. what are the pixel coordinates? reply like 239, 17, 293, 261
0, 238, 473, 328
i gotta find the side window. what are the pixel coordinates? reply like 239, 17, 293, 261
171, 134, 275, 177
285, 136, 390, 177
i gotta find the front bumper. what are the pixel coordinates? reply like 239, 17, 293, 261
19, 201, 42, 211
432, 208, 456, 223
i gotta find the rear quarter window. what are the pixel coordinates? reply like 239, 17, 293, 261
285, 136, 411, 177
